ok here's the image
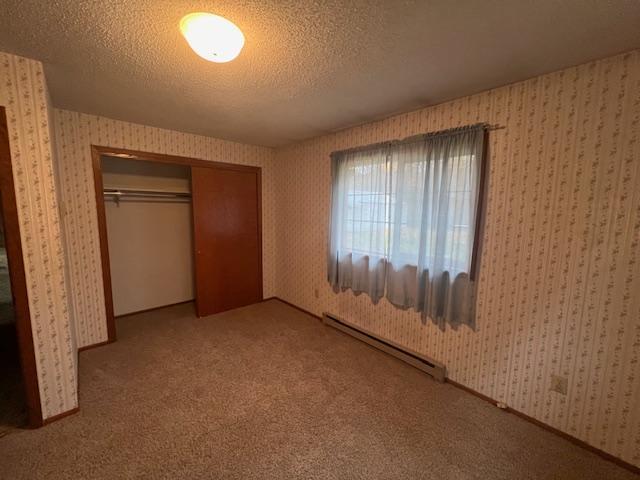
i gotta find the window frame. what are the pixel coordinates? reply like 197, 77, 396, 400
331, 129, 488, 282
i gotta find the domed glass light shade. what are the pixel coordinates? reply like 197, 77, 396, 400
180, 13, 245, 63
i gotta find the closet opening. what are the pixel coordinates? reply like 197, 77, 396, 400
101, 156, 195, 318
92, 146, 263, 344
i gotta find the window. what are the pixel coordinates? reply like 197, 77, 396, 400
328, 125, 486, 328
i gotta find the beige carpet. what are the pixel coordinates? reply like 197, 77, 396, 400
0, 300, 636, 479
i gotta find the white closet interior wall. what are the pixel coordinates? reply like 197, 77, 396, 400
102, 156, 194, 316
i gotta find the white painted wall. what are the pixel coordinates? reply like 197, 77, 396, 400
102, 157, 194, 316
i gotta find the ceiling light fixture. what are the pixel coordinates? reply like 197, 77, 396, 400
180, 13, 245, 63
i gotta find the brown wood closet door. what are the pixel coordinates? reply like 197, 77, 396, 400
191, 166, 262, 317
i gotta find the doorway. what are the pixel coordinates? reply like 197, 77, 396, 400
0, 106, 42, 430
0, 199, 27, 434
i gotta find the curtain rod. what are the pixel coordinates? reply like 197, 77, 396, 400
330, 123, 504, 158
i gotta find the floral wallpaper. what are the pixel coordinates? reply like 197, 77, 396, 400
274, 50, 640, 466
3, 47, 638, 468
0, 52, 77, 419
53, 109, 276, 349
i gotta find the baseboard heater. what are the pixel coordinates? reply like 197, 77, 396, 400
322, 312, 445, 382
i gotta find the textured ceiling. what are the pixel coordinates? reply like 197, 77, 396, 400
1, 1, 639, 147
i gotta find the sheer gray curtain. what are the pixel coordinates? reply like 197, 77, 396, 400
327, 125, 486, 329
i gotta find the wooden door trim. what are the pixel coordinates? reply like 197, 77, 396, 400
90, 145, 263, 341
92, 145, 262, 172
91, 147, 116, 343
0, 106, 44, 428
255, 167, 263, 301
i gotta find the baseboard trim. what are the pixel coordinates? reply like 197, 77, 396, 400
272, 296, 639, 474
42, 407, 79, 426
271, 297, 322, 320
81, 299, 278, 353
80, 301, 196, 352
78, 339, 114, 352
114, 300, 194, 319
446, 379, 639, 474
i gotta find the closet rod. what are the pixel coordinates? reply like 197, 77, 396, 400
103, 188, 191, 199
